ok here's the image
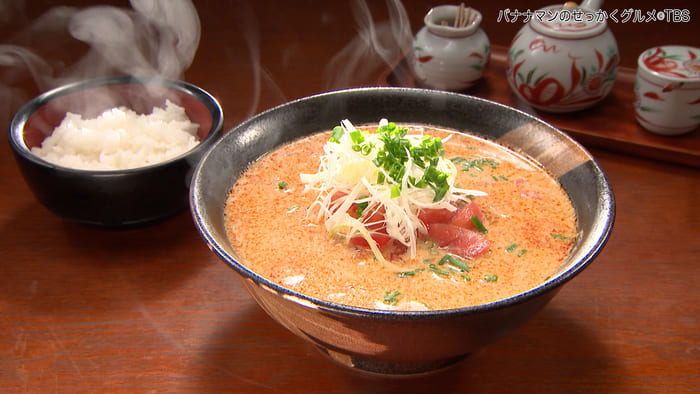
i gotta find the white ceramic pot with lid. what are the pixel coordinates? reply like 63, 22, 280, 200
506, 0, 619, 113
412, 4, 490, 91
634, 45, 700, 135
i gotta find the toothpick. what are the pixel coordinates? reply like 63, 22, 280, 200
463, 7, 472, 27
455, 3, 465, 28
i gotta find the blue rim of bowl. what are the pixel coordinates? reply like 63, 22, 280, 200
191, 87, 615, 320
9, 75, 223, 174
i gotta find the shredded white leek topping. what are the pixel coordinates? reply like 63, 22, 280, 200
300, 119, 486, 270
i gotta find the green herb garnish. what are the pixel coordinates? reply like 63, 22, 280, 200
452, 157, 499, 172
484, 274, 498, 282
355, 198, 368, 218
383, 290, 401, 305
390, 184, 401, 199
277, 181, 288, 189
371, 122, 450, 202
349, 129, 365, 145
551, 233, 571, 240
397, 268, 425, 278
329, 126, 343, 143
429, 264, 452, 277
470, 215, 488, 233
438, 254, 471, 272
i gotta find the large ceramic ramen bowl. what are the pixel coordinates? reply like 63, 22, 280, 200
190, 87, 614, 375
9, 75, 223, 227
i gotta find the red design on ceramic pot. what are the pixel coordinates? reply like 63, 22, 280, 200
635, 45, 700, 135
640, 47, 700, 79
644, 48, 678, 73
643, 92, 664, 101
506, 2, 619, 112
529, 38, 559, 54
508, 45, 618, 111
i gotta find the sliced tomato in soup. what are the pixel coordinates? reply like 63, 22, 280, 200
418, 207, 457, 226
449, 200, 484, 230
349, 205, 392, 247
350, 232, 393, 248
426, 223, 490, 259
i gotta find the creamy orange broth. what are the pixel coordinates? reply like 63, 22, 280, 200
224, 125, 576, 310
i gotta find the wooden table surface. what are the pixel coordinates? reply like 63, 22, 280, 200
2, 1, 698, 392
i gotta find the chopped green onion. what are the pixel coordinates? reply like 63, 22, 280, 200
429, 264, 451, 276
506, 243, 518, 252
355, 199, 368, 218
470, 215, 488, 233
438, 254, 470, 272
370, 122, 451, 202
517, 249, 528, 257
484, 274, 498, 282
432, 182, 449, 202
457, 157, 499, 172
461, 275, 471, 281
390, 184, 401, 198
349, 129, 365, 144
277, 181, 288, 189
376, 172, 385, 184
329, 126, 343, 143
551, 233, 571, 240
383, 290, 401, 305
398, 268, 424, 278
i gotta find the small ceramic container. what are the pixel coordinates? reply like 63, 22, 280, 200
634, 45, 700, 135
412, 5, 490, 91
506, 0, 619, 113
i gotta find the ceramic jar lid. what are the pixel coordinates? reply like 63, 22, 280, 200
638, 45, 700, 83
530, 4, 607, 39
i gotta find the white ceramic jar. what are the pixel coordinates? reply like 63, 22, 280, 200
412, 5, 490, 91
634, 45, 700, 135
506, 1, 619, 112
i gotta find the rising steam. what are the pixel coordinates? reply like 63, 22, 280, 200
68, 0, 200, 79
0, 0, 200, 127
1, 0, 414, 128
322, 0, 413, 90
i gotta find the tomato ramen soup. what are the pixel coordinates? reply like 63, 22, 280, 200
224, 120, 577, 311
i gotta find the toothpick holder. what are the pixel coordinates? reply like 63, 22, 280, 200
412, 5, 490, 91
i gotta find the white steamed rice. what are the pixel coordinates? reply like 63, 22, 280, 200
31, 100, 200, 170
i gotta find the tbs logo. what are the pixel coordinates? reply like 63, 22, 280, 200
661, 9, 691, 23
